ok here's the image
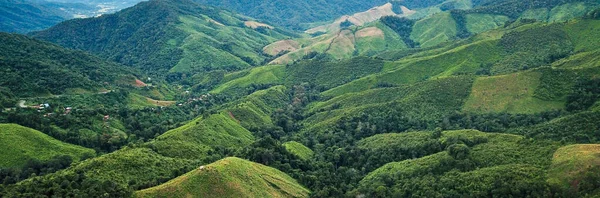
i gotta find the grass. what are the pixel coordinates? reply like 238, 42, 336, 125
135, 157, 310, 198
465, 14, 510, 34
357, 131, 434, 151
128, 93, 175, 109
552, 49, 600, 69
463, 70, 564, 114
0, 124, 95, 168
563, 19, 600, 53
547, 144, 600, 191
283, 141, 314, 160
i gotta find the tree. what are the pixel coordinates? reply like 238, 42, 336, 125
447, 144, 470, 160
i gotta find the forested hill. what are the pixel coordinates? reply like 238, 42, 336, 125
0, 33, 134, 97
32, 0, 295, 77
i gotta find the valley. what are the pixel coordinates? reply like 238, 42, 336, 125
1, 0, 600, 197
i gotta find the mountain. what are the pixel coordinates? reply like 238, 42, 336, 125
32, 0, 295, 77
135, 157, 310, 198
264, 0, 600, 65
4, 0, 600, 197
0, 124, 95, 168
192, 0, 390, 30
0, 32, 134, 97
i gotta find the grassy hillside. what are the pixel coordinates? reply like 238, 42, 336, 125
548, 144, 600, 196
33, 0, 292, 77
135, 157, 310, 198
462, 70, 563, 114
0, 124, 94, 168
410, 12, 457, 48
0, 33, 134, 97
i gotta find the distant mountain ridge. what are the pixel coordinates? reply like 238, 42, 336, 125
0, 0, 77, 33
0, 0, 143, 33
192, 0, 390, 30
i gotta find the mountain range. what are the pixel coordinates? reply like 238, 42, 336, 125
1, 0, 600, 197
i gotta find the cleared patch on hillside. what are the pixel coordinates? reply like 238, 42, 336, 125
327, 30, 356, 59
244, 21, 274, 29
283, 141, 314, 160
306, 3, 397, 34
263, 40, 300, 56
0, 124, 95, 168
135, 157, 310, 198
355, 27, 385, 38
463, 70, 563, 114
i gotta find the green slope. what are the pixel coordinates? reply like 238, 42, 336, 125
462, 70, 563, 114
548, 144, 600, 196
33, 0, 291, 76
283, 141, 314, 160
135, 157, 310, 198
410, 12, 457, 48
0, 32, 134, 97
354, 130, 559, 197
0, 124, 95, 168
3, 85, 290, 195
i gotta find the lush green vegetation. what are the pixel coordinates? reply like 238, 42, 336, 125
0, 33, 134, 97
135, 157, 310, 198
4, 1, 600, 197
33, 0, 291, 77
548, 144, 600, 196
0, 124, 94, 168
283, 141, 314, 160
